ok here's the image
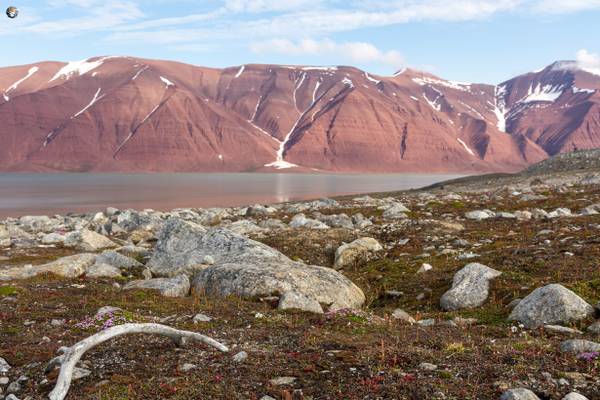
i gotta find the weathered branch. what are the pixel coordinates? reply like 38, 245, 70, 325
47, 323, 229, 400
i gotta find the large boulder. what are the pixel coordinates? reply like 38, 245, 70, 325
508, 284, 594, 328
147, 219, 212, 277
192, 261, 364, 312
333, 238, 383, 270
65, 230, 117, 251
382, 204, 410, 220
440, 263, 502, 311
124, 275, 190, 298
151, 219, 365, 312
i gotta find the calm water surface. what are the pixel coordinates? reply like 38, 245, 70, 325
0, 173, 464, 218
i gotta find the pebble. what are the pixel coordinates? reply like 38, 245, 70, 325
180, 363, 197, 372
269, 377, 296, 386
419, 362, 438, 371
193, 313, 212, 323
233, 351, 248, 363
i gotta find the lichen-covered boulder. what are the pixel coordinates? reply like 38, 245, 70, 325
333, 237, 382, 269
508, 284, 594, 328
440, 263, 502, 311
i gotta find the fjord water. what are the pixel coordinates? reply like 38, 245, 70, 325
0, 173, 464, 218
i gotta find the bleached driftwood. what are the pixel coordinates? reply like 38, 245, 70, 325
47, 323, 229, 400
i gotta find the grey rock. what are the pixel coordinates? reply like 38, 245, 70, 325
0, 253, 97, 281
457, 252, 480, 260
382, 204, 410, 220
0, 357, 10, 374
548, 208, 573, 218
147, 219, 209, 277
465, 210, 495, 221
180, 363, 197, 372
278, 292, 324, 314
192, 313, 212, 323
202, 255, 215, 265
0, 377, 9, 385
5, 394, 20, 400
514, 211, 533, 220
269, 377, 296, 386
64, 230, 117, 251
333, 237, 382, 270
318, 213, 354, 229
289, 214, 329, 229
19, 215, 58, 233
96, 251, 142, 270
418, 362, 437, 371
440, 263, 502, 311
508, 284, 594, 328
7, 380, 20, 393
117, 245, 151, 260
124, 275, 190, 298
417, 319, 436, 327
86, 263, 122, 279
95, 306, 122, 317
587, 321, 600, 334
40, 233, 66, 245
260, 396, 276, 400
392, 309, 415, 324
500, 388, 540, 400
543, 325, 582, 335
72, 367, 91, 381
116, 210, 153, 231
258, 219, 287, 230
224, 220, 264, 236
152, 220, 364, 311
560, 339, 600, 354
233, 351, 248, 363
562, 393, 589, 400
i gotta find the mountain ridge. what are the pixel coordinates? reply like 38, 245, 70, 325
1, 56, 598, 173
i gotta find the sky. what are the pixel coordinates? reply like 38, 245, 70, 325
1, 0, 600, 84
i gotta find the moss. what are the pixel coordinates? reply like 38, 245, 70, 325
0, 286, 17, 296
570, 279, 600, 304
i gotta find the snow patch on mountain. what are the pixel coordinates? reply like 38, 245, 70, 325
493, 85, 508, 132
73, 88, 103, 118
160, 76, 175, 87
50, 58, 108, 82
365, 73, 381, 84
413, 77, 471, 92
457, 138, 475, 156
6, 66, 39, 93
572, 86, 595, 94
235, 65, 245, 78
521, 83, 564, 103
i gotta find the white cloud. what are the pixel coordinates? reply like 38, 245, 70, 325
223, 0, 321, 13
576, 49, 600, 75
250, 38, 405, 69
533, 0, 600, 13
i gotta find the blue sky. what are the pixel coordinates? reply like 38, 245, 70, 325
2, 0, 600, 83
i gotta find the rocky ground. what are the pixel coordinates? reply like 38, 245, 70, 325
2, 152, 600, 400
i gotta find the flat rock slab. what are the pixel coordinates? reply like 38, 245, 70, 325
124, 275, 190, 298
0, 253, 97, 281
560, 339, 600, 354
501, 388, 540, 400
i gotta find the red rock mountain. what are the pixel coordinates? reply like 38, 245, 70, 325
0, 57, 598, 173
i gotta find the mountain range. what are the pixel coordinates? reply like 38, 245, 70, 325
1, 56, 599, 173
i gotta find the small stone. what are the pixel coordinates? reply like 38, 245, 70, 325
419, 362, 438, 371
269, 377, 296, 386
50, 319, 66, 327
391, 309, 416, 324
7, 381, 21, 393
180, 363, 197, 372
260, 396, 276, 400
417, 263, 433, 273
5, 394, 20, 400
202, 255, 215, 265
233, 351, 248, 363
72, 367, 91, 381
0, 377, 9, 385
417, 319, 436, 327
193, 313, 212, 323
0, 357, 10, 373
